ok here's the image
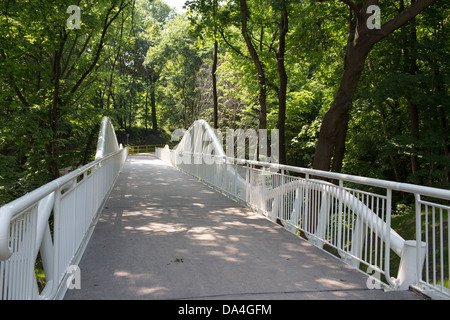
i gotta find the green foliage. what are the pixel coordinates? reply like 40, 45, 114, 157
1, 0, 448, 206
0, 0, 135, 204
343, 0, 450, 190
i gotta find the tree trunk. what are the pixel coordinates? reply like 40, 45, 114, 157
239, 0, 267, 130
151, 80, 158, 132
438, 106, 450, 184
48, 32, 68, 180
212, 40, 219, 129
400, 0, 420, 176
144, 89, 149, 130
407, 98, 420, 174
313, 0, 435, 173
313, 36, 372, 172
212, 0, 219, 129
82, 124, 100, 165
276, 0, 288, 165
182, 79, 188, 129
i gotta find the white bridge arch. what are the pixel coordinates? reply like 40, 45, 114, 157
158, 119, 450, 297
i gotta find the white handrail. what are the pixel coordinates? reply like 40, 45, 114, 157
0, 150, 124, 261
0, 116, 127, 300
244, 158, 450, 201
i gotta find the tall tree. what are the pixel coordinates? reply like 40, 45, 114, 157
275, 0, 288, 164
313, 0, 436, 173
212, 0, 219, 129
400, 0, 420, 176
239, 0, 267, 130
145, 14, 203, 129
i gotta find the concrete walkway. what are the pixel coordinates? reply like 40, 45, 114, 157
64, 155, 424, 300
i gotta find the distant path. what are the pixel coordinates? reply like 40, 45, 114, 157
64, 155, 423, 300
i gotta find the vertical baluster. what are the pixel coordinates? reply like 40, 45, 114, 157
439, 207, 444, 290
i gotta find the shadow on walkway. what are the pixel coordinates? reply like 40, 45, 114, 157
64, 155, 423, 300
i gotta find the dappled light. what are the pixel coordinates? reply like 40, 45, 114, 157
64, 155, 426, 300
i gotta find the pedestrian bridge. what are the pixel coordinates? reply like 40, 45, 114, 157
1, 117, 449, 300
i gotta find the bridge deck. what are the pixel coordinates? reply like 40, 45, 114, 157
64, 155, 423, 300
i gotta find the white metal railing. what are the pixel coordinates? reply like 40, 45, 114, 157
157, 120, 450, 299
414, 195, 450, 298
0, 117, 127, 300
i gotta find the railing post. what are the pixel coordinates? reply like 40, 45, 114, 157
316, 184, 330, 248
292, 180, 300, 229
280, 170, 285, 221
262, 168, 266, 212
337, 179, 343, 251
233, 159, 237, 197
304, 174, 310, 233
384, 188, 394, 287
396, 194, 427, 290
397, 240, 427, 290
48, 185, 62, 299
415, 194, 424, 290
245, 162, 250, 204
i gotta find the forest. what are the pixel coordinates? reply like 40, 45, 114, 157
0, 0, 448, 206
